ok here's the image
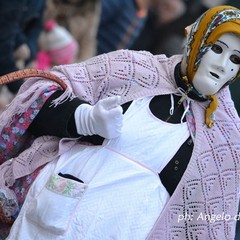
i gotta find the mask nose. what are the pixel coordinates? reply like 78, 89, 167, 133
213, 57, 228, 74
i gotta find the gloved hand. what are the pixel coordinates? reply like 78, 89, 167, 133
74, 96, 123, 139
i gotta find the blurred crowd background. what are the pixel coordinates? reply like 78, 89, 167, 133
0, 0, 239, 113
0, 0, 240, 238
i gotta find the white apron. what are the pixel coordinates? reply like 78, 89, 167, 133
8, 97, 189, 240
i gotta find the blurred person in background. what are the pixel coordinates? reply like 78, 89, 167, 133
44, 0, 101, 61
97, 0, 150, 55
0, 0, 46, 94
132, 0, 187, 55
132, 0, 231, 56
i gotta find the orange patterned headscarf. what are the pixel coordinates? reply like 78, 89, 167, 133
183, 5, 240, 127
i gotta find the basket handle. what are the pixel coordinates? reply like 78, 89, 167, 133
0, 69, 68, 91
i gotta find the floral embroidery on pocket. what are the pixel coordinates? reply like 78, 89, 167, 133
26, 173, 88, 235
47, 174, 87, 198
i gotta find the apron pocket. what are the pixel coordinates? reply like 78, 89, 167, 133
26, 173, 88, 235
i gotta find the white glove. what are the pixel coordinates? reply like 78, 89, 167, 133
74, 96, 123, 139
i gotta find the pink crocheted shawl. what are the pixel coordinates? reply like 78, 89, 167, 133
0, 50, 240, 239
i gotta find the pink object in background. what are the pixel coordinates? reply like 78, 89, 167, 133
35, 51, 51, 70
36, 20, 79, 69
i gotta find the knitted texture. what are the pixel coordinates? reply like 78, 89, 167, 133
50, 50, 179, 105
54, 51, 240, 239
2, 135, 60, 188
0, 50, 239, 239
0, 50, 180, 186
148, 89, 240, 239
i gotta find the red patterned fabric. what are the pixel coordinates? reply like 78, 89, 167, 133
0, 85, 58, 239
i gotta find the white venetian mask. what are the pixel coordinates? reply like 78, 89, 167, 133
192, 32, 240, 96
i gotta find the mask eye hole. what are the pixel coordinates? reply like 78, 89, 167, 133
230, 54, 240, 64
211, 44, 222, 54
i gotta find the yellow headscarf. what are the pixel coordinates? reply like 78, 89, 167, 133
184, 5, 240, 127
